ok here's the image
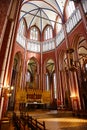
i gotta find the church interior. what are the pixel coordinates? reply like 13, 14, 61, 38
0, 0, 87, 130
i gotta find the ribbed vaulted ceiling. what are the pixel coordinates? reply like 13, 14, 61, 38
20, 0, 66, 31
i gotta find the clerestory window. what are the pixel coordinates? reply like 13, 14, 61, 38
44, 26, 53, 40
66, 1, 75, 18
56, 17, 62, 33
30, 27, 39, 40
18, 19, 25, 35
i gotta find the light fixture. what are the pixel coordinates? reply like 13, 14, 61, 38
65, 49, 87, 72
7, 86, 14, 97
7, 93, 12, 97
2, 85, 14, 97
70, 93, 78, 99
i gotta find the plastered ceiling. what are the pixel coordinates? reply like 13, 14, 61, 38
20, 0, 66, 31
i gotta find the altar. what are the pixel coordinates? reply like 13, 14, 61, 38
26, 102, 45, 109
17, 89, 51, 111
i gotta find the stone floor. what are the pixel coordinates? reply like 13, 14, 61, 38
1, 110, 87, 130
28, 110, 87, 130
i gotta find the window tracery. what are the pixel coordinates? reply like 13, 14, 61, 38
66, 1, 75, 18
44, 26, 53, 40
30, 27, 39, 40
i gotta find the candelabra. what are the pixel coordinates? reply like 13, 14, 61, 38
2, 85, 14, 97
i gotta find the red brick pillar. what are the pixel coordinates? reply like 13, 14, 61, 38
0, 0, 22, 118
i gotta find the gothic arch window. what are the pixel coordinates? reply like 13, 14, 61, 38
78, 37, 87, 67
44, 26, 53, 40
76, 36, 87, 110
26, 58, 39, 89
10, 52, 22, 110
18, 19, 26, 36
66, 1, 75, 18
56, 17, 62, 33
30, 26, 39, 40
45, 59, 57, 98
11, 52, 22, 86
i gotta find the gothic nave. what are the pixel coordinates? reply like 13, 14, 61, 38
0, 0, 87, 130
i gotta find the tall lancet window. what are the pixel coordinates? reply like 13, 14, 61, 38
66, 1, 75, 18
56, 17, 62, 33
46, 73, 50, 91
44, 26, 53, 40
30, 27, 39, 40
53, 73, 57, 99
18, 19, 25, 35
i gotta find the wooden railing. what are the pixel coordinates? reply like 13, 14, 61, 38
13, 112, 46, 130
13, 114, 26, 130
28, 116, 45, 130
